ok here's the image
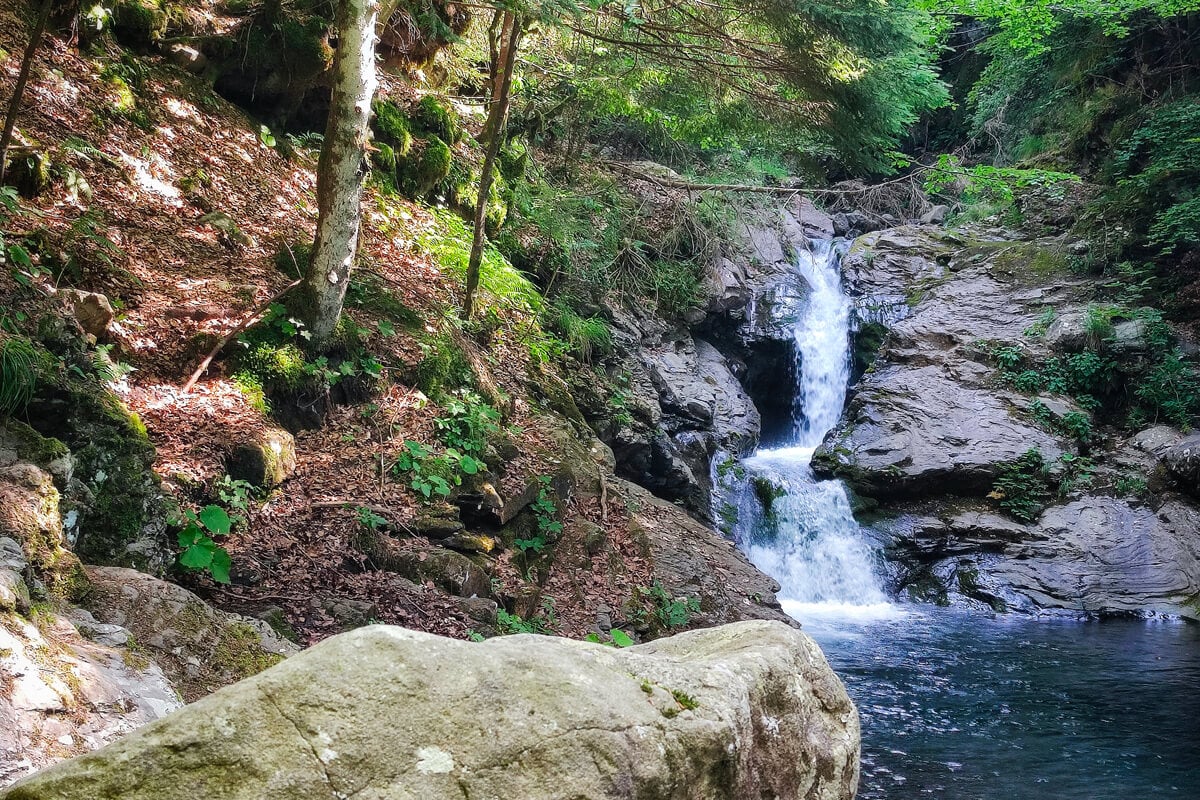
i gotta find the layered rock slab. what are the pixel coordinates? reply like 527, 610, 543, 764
2, 621, 860, 800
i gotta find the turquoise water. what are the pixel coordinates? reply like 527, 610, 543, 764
797, 608, 1200, 800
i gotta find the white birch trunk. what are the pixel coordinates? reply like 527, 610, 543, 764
301, 0, 379, 344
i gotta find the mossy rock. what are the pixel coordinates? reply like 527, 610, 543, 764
498, 142, 528, 181
26, 383, 170, 570
437, 161, 508, 233
413, 95, 461, 144
226, 427, 296, 489
371, 100, 413, 157
278, 16, 334, 77
398, 136, 452, 200
7, 149, 51, 199
0, 462, 90, 603
371, 141, 397, 175
110, 0, 168, 47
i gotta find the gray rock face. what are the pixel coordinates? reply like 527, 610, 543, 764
1162, 434, 1200, 498
595, 304, 761, 519
832, 222, 1200, 618
883, 497, 1200, 619
1, 610, 182, 787
84, 566, 299, 702
3, 621, 861, 800
986, 498, 1200, 617
620, 477, 792, 628
815, 364, 1065, 497
919, 205, 950, 225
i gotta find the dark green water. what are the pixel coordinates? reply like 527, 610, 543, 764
798, 609, 1200, 800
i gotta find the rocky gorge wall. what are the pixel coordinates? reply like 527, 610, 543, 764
813, 220, 1200, 619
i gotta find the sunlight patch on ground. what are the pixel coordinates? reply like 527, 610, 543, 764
163, 97, 200, 121
118, 150, 182, 206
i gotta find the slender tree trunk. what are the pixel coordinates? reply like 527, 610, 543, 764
298, 0, 379, 344
0, 0, 53, 186
463, 11, 523, 320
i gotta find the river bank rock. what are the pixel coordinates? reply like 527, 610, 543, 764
825, 219, 1200, 619
881, 497, 1200, 619
2, 621, 860, 800
1, 608, 182, 787
578, 304, 760, 520
814, 364, 1066, 498
82, 567, 299, 702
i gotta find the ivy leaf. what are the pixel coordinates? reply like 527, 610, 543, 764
376, 320, 395, 337
459, 455, 483, 475
198, 505, 232, 535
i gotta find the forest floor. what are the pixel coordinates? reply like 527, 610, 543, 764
0, 10, 655, 644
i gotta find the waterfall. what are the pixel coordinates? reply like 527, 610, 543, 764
791, 240, 852, 447
730, 239, 893, 615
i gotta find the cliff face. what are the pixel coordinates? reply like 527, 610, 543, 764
815, 222, 1200, 619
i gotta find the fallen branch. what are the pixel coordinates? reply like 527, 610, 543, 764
180, 278, 301, 394
603, 160, 936, 197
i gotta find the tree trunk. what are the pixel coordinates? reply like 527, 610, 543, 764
463, 11, 523, 320
298, 0, 379, 344
0, 0, 53, 186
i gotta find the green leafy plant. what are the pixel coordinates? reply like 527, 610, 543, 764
988, 448, 1050, 522
1114, 474, 1148, 497
433, 389, 500, 456
392, 439, 484, 501
647, 582, 700, 629
515, 476, 562, 559
0, 334, 38, 415
176, 505, 233, 584
495, 599, 557, 635
92, 343, 135, 383
354, 505, 388, 530
214, 475, 255, 524
586, 629, 635, 647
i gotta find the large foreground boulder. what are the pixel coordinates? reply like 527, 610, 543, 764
2, 621, 860, 800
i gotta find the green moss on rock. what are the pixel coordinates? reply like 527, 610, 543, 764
399, 136, 453, 199
371, 100, 413, 157
413, 95, 461, 144
110, 0, 168, 46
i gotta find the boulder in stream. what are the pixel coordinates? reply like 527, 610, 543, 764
2, 620, 861, 800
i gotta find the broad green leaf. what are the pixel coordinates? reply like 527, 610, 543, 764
610, 629, 634, 647
198, 505, 232, 535
179, 544, 214, 569
209, 548, 232, 584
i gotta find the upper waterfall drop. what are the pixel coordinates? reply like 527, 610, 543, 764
791, 239, 852, 447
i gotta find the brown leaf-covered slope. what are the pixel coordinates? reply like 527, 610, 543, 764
0, 6, 789, 647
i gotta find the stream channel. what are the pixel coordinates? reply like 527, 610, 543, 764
726, 239, 1200, 799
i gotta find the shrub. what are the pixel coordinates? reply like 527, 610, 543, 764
543, 302, 612, 363
0, 335, 38, 415
989, 448, 1050, 522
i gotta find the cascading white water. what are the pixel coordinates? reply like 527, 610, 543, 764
791, 240, 852, 446
731, 239, 894, 616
